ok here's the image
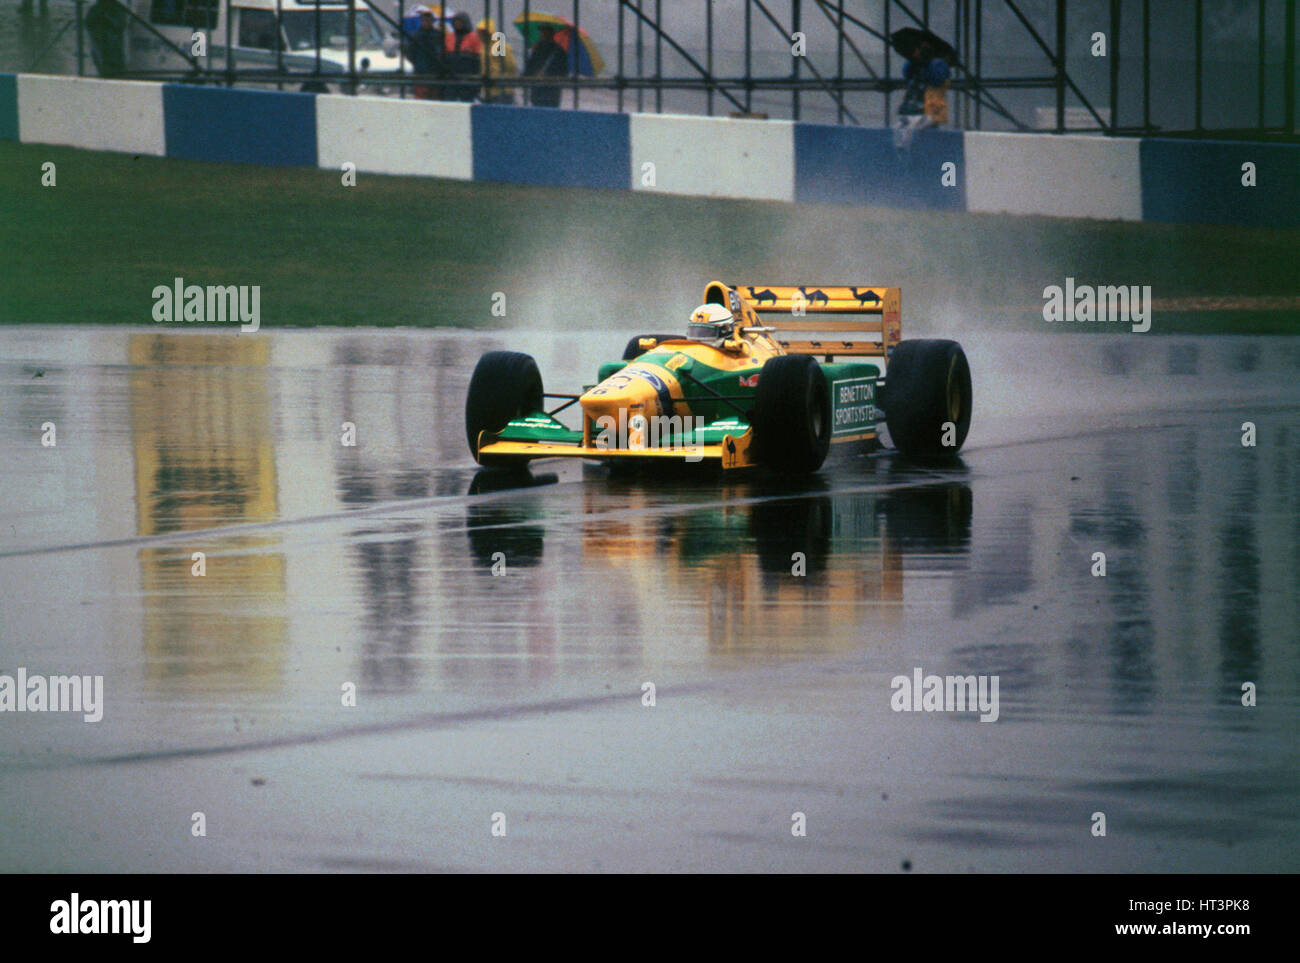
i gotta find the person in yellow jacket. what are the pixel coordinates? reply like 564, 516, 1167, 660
476, 17, 519, 105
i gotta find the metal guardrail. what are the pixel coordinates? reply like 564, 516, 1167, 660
46, 0, 1300, 139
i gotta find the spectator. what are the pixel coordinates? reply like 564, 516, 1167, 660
923, 59, 951, 127
85, 0, 128, 79
405, 6, 445, 100
523, 23, 568, 108
443, 10, 483, 102
444, 11, 483, 55
476, 17, 518, 105
894, 37, 950, 148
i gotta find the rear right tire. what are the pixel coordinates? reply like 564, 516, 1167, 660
621, 333, 681, 360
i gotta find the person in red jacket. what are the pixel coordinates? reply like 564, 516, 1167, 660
445, 11, 483, 55
443, 10, 483, 101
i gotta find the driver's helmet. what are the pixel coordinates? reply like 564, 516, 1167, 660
687, 303, 736, 346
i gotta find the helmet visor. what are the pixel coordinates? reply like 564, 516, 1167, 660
688, 322, 729, 343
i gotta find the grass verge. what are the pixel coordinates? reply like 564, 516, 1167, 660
2, 141, 1297, 333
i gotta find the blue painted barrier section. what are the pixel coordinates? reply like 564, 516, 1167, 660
1140, 138, 1300, 228
794, 124, 965, 210
163, 85, 317, 167
471, 104, 629, 190
0, 75, 17, 141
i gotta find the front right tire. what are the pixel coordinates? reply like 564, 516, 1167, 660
752, 355, 832, 473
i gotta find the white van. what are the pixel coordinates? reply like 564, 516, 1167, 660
125, 0, 407, 93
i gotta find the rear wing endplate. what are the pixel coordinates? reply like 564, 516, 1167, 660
703, 282, 901, 357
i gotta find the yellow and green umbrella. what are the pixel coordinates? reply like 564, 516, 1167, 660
513, 11, 605, 76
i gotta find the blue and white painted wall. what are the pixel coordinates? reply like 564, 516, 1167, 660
2, 73, 1296, 227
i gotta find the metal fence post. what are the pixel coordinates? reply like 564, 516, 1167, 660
792, 0, 800, 121
1195, 0, 1203, 130
1258, 0, 1266, 128
1285, 0, 1297, 133
835, 0, 844, 124
655, 0, 662, 113
1109, 0, 1120, 133
706, 0, 714, 116
348, 0, 356, 93
75, 0, 85, 76
1142, 0, 1150, 131
744, 0, 751, 114
884, 0, 891, 127
974, 0, 982, 128
276, 0, 284, 90
1055, 0, 1066, 132
226, 0, 234, 86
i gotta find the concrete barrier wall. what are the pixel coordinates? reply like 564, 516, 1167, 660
1140, 138, 1300, 228
6, 74, 1296, 228
965, 132, 1142, 221
629, 113, 794, 201
163, 85, 316, 166
316, 95, 472, 180
0, 75, 17, 141
17, 75, 165, 155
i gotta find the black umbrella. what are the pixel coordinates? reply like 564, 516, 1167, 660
889, 27, 957, 65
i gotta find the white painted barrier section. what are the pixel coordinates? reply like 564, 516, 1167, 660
630, 113, 794, 201
964, 131, 1141, 221
316, 95, 473, 179
17, 75, 165, 156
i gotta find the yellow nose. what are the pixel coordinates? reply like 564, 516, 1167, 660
581, 364, 672, 427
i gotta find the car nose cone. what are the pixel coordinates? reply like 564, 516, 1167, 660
582, 362, 683, 427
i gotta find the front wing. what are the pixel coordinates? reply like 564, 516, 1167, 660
476, 428, 759, 470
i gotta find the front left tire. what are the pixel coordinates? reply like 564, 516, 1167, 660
881, 339, 971, 460
465, 351, 543, 461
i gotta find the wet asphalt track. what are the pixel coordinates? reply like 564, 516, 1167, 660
1, 326, 1298, 872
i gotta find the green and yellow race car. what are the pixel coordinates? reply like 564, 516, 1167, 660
465, 281, 972, 473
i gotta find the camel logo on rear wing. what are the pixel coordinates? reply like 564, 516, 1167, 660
719, 283, 903, 357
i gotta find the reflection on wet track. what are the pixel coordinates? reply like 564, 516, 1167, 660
0, 327, 1297, 871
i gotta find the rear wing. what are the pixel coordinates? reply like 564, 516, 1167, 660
703, 282, 901, 358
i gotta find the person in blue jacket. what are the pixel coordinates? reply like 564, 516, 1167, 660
894, 43, 951, 148
405, 6, 446, 100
